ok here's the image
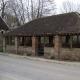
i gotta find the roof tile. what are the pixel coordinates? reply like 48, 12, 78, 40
3, 12, 80, 36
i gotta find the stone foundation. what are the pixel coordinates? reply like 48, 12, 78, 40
44, 47, 54, 59
3, 45, 80, 61
6, 45, 32, 56
44, 47, 80, 61
60, 48, 80, 61
18, 46, 32, 56
44, 47, 58, 59
6, 45, 15, 53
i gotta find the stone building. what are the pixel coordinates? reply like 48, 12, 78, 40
0, 17, 9, 45
2, 12, 80, 60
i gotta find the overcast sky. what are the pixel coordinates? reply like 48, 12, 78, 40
55, 0, 80, 13
55, 0, 80, 6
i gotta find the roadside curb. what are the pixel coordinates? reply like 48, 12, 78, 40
0, 52, 80, 67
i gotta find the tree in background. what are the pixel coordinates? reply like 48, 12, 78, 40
0, 0, 8, 18
4, 13, 19, 29
59, 1, 80, 13
25, 0, 56, 21
0, 0, 56, 29
0, 0, 18, 29
5, 0, 24, 26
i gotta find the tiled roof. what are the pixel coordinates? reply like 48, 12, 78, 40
3, 12, 80, 36
0, 17, 9, 30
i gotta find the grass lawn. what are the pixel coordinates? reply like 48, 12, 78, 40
0, 46, 3, 51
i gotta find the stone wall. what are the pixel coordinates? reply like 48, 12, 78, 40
18, 46, 32, 56
44, 47, 54, 59
6, 45, 32, 56
6, 45, 15, 53
60, 48, 80, 61
44, 47, 80, 61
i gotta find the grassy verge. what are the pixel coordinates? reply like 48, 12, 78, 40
0, 46, 3, 52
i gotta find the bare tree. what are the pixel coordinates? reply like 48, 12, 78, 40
6, 0, 26, 26
4, 13, 19, 29
25, 0, 56, 21
0, 0, 56, 28
18, 0, 25, 24
60, 1, 79, 13
0, 0, 8, 18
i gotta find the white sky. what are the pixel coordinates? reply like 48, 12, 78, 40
55, 0, 80, 13
55, 0, 80, 6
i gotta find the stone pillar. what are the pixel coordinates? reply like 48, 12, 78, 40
15, 37, 19, 54
54, 35, 62, 59
32, 36, 38, 56
70, 35, 73, 48
3, 37, 7, 52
